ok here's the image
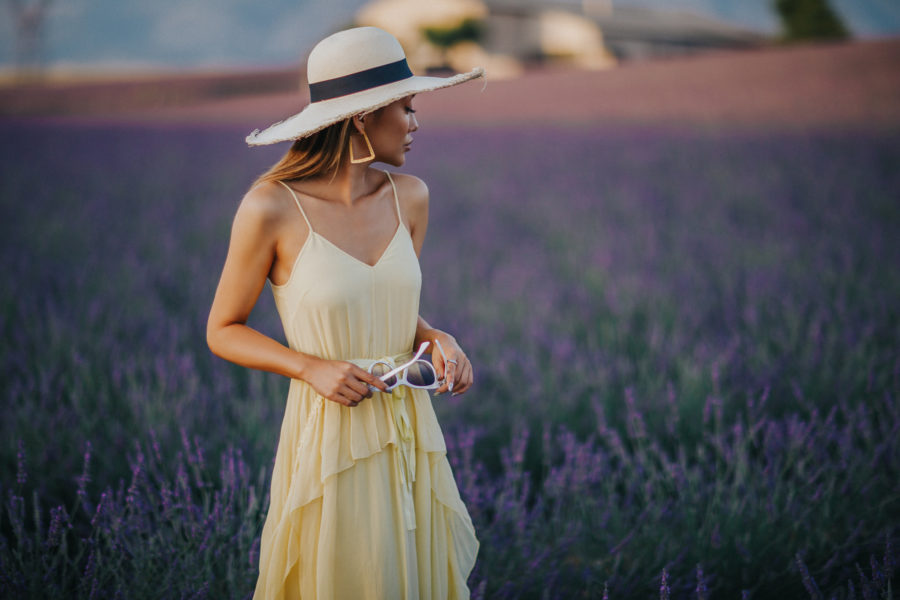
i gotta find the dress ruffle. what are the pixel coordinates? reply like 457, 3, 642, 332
253, 382, 478, 599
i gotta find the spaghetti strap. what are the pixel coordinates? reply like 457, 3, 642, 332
276, 180, 314, 232
383, 171, 402, 224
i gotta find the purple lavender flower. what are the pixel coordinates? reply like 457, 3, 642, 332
695, 564, 709, 600
15, 439, 26, 487
44, 504, 69, 549
796, 554, 824, 600
660, 567, 671, 600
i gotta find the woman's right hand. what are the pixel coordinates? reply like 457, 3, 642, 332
302, 357, 389, 407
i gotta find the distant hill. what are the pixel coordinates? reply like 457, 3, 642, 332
0, 68, 302, 117
411, 37, 900, 131
4, 39, 897, 134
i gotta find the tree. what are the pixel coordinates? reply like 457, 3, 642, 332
774, 0, 850, 42
422, 18, 483, 69
422, 18, 483, 50
6, 0, 55, 79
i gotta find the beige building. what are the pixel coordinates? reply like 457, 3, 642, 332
356, 0, 616, 79
356, 0, 763, 78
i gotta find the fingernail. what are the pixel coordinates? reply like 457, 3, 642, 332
448, 382, 454, 392
451, 392, 459, 397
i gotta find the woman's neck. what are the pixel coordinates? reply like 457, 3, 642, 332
304, 162, 377, 207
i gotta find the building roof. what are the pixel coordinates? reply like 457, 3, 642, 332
485, 0, 767, 46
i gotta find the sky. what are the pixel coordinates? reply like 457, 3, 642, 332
1, 0, 899, 72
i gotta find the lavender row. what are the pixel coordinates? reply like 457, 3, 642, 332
3, 434, 265, 598
3, 399, 895, 597
1, 121, 898, 597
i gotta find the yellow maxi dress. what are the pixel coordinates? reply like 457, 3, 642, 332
253, 172, 479, 599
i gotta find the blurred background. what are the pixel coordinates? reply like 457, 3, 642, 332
2, 1, 899, 599
2, 0, 899, 121
2, 0, 900, 71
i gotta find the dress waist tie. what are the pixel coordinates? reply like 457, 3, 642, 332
350, 352, 417, 530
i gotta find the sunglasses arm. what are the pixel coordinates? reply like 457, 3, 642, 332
378, 340, 431, 383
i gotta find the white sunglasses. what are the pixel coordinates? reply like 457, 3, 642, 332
368, 340, 447, 392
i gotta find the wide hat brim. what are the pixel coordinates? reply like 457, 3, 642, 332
246, 68, 484, 146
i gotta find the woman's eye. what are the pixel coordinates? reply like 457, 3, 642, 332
405, 107, 416, 114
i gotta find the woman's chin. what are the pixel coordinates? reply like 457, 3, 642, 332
379, 155, 405, 168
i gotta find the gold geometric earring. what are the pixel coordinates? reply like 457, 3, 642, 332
350, 131, 375, 164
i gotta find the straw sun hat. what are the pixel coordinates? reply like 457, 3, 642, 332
245, 26, 485, 146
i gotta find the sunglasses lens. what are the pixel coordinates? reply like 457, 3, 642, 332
406, 361, 436, 387
371, 362, 398, 388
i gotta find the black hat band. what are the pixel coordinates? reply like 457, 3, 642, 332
308, 59, 413, 103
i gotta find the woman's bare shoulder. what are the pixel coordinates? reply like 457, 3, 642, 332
387, 172, 429, 236
236, 181, 295, 228
388, 172, 429, 209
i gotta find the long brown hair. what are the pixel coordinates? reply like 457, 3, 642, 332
251, 118, 353, 188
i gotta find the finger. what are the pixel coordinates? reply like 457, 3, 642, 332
435, 353, 447, 381
334, 391, 358, 407
449, 360, 470, 394
434, 361, 452, 394
451, 361, 473, 394
453, 361, 472, 396
434, 377, 450, 395
444, 359, 458, 392
355, 366, 389, 392
346, 377, 372, 399
340, 378, 368, 402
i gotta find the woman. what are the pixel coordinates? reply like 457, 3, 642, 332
207, 27, 483, 599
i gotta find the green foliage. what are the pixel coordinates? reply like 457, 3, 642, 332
422, 18, 483, 50
774, 0, 850, 42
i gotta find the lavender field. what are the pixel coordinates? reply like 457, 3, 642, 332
1, 119, 898, 599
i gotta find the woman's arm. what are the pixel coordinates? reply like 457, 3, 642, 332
207, 186, 302, 377
395, 173, 474, 395
206, 185, 386, 406
414, 317, 473, 395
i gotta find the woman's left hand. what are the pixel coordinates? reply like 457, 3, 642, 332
428, 331, 473, 396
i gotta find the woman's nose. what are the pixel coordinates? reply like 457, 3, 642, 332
409, 113, 419, 132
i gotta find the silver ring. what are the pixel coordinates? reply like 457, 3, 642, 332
446, 359, 459, 365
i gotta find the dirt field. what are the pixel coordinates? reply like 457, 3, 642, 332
4, 38, 899, 131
